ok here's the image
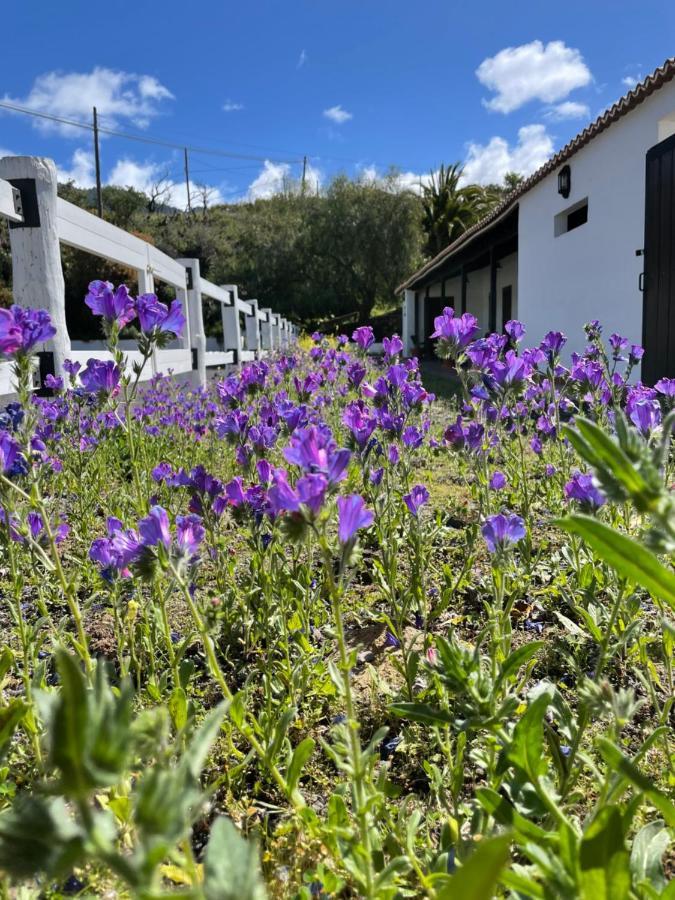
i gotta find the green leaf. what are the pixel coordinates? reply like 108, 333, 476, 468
496, 641, 544, 688
389, 702, 454, 726
286, 737, 314, 794
203, 817, 267, 900
0, 699, 28, 761
630, 820, 671, 892
436, 833, 512, 900
182, 702, 228, 781
566, 418, 650, 497
499, 685, 554, 781
0, 796, 84, 879
579, 806, 631, 900
476, 788, 554, 844
596, 739, 675, 827
169, 686, 188, 732
557, 515, 675, 613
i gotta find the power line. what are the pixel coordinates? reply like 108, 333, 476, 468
0, 99, 427, 176
0, 100, 302, 165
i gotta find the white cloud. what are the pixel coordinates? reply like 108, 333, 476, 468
55, 149, 223, 208
108, 157, 224, 207
3, 68, 174, 135
323, 104, 352, 124
297, 49, 307, 69
357, 165, 430, 195
222, 99, 244, 112
477, 40, 591, 113
462, 124, 554, 185
545, 100, 590, 121
622, 75, 640, 89
248, 161, 291, 199
247, 159, 322, 200
57, 148, 96, 187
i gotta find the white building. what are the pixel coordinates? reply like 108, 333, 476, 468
400, 57, 675, 383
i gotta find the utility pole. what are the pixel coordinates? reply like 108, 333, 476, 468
184, 147, 192, 213
92, 106, 103, 217
301, 155, 307, 194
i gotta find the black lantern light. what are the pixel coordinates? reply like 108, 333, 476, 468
558, 164, 571, 199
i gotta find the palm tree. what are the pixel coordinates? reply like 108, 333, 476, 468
420, 164, 509, 258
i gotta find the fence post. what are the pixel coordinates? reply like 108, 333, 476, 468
245, 298, 261, 358
402, 288, 416, 357
260, 308, 272, 352
177, 257, 206, 387
0, 156, 71, 379
138, 264, 157, 375
221, 284, 243, 364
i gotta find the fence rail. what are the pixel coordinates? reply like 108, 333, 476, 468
0, 155, 298, 396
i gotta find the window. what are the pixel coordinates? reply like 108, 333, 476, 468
554, 198, 588, 237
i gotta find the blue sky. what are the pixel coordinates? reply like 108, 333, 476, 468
1, 0, 674, 206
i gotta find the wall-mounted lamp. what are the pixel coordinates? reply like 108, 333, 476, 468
558, 164, 571, 199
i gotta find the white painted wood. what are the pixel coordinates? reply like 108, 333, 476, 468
198, 277, 232, 305
177, 258, 206, 387
221, 284, 243, 359
0, 157, 71, 378
239, 350, 257, 362
245, 298, 261, 356
57, 197, 186, 289
205, 349, 235, 366
0, 178, 22, 223
155, 348, 193, 375
260, 307, 273, 350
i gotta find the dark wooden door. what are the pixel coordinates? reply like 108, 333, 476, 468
642, 133, 675, 384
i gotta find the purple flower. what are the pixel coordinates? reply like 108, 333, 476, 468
0, 309, 22, 355
655, 377, 675, 397
337, 494, 374, 544
175, 514, 205, 559
85, 281, 136, 328
402, 426, 423, 449
63, 359, 81, 378
137, 295, 186, 337
352, 326, 375, 351
540, 331, 567, 364
0, 306, 57, 355
505, 320, 525, 342
382, 335, 404, 358
431, 308, 479, 357
564, 471, 606, 509
79, 359, 121, 394
627, 395, 661, 435
0, 432, 20, 473
489, 471, 507, 490
609, 333, 629, 359
89, 517, 142, 578
481, 513, 526, 554
629, 344, 644, 364
487, 350, 530, 389
138, 506, 171, 549
403, 484, 430, 516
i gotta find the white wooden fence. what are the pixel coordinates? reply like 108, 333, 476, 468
0, 156, 297, 397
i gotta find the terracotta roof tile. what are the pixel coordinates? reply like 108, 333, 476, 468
399, 56, 675, 292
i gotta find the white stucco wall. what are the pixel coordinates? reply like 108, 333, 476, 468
517, 80, 675, 360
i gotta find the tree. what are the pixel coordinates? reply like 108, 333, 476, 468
420, 164, 481, 257
305, 173, 423, 324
